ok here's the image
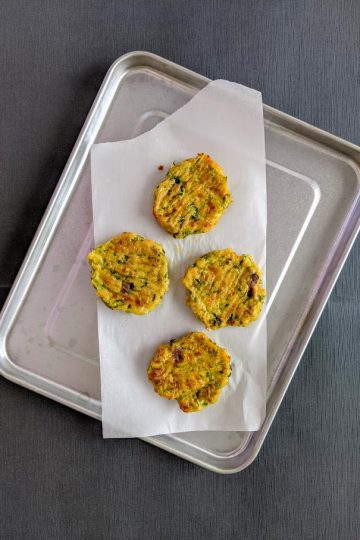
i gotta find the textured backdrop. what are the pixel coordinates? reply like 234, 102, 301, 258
0, 1, 359, 539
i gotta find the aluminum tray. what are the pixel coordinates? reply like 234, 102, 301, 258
0, 52, 359, 473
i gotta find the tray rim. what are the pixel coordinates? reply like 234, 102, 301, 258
0, 50, 359, 474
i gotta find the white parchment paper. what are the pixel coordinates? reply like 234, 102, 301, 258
90, 80, 267, 437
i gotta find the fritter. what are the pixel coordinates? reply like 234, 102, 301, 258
183, 249, 265, 329
147, 332, 231, 413
87, 232, 169, 314
153, 153, 232, 238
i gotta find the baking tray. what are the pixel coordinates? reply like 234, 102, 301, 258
0, 52, 359, 474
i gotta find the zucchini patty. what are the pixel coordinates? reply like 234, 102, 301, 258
153, 153, 232, 238
183, 249, 265, 329
147, 332, 231, 412
87, 232, 169, 314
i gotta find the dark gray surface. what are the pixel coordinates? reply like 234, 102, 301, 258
0, 1, 359, 538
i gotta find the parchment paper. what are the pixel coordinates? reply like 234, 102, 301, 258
90, 80, 267, 437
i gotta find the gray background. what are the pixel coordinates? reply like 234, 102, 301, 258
0, 1, 359, 539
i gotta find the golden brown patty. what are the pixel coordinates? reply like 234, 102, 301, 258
183, 249, 266, 329
87, 232, 169, 314
153, 153, 232, 238
147, 332, 231, 412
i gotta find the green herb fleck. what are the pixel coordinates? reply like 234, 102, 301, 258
212, 314, 221, 327
190, 203, 199, 221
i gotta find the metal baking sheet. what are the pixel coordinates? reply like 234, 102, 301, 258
0, 51, 359, 473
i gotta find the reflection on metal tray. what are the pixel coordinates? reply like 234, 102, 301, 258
0, 52, 359, 473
